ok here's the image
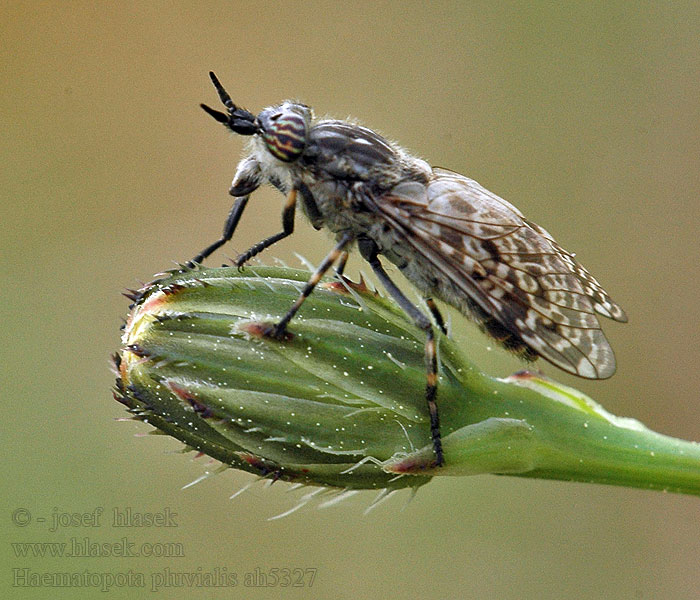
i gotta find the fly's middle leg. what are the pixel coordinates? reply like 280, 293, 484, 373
235, 189, 298, 268
266, 232, 354, 339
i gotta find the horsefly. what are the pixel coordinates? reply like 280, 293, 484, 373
189, 71, 627, 466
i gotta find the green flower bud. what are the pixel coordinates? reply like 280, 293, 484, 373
115, 266, 439, 491
115, 266, 700, 496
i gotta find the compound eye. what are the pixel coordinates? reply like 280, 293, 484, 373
262, 110, 308, 162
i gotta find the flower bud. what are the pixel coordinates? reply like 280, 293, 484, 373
115, 266, 450, 490
115, 266, 700, 497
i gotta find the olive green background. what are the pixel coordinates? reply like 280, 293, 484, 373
2, 2, 699, 598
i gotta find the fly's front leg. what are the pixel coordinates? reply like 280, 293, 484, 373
187, 196, 249, 267
188, 156, 261, 267
358, 237, 444, 467
266, 232, 353, 339
235, 189, 297, 268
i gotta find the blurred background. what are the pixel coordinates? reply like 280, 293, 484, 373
2, 2, 699, 598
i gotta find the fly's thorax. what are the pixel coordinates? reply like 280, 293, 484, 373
302, 120, 405, 185
298, 178, 364, 233
297, 156, 433, 242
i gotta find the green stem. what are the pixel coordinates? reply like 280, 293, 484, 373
388, 374, 700, 496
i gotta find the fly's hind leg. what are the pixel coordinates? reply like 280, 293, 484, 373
425, 298, 447, 335
335, 251, 349, 277
358, 237, 444, 467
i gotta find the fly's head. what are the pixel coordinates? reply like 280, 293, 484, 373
257, 102, 311, 163
201, 71, 311, 164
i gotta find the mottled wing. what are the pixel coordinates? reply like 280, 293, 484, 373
373, 167, 627, 379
